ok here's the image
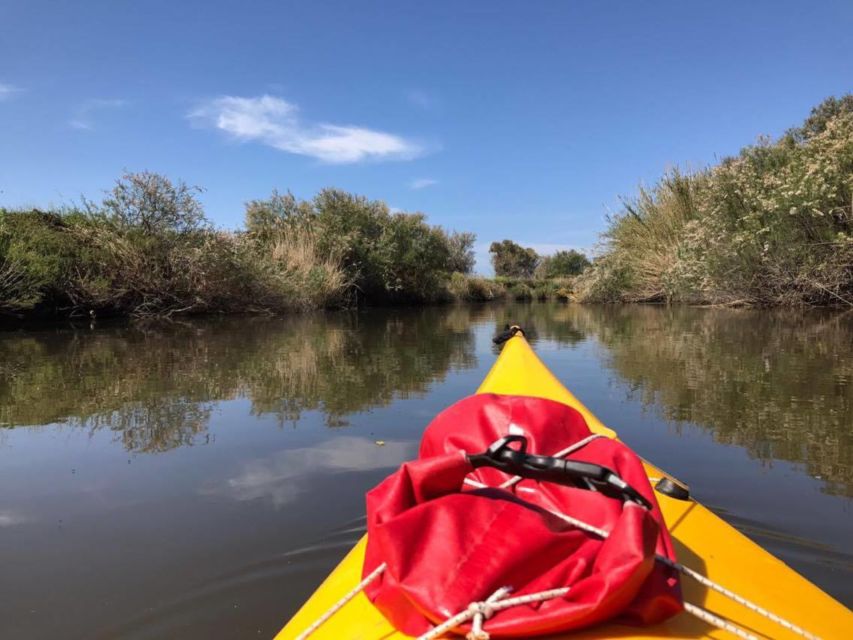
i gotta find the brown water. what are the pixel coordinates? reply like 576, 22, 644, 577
1, 303, 851, 639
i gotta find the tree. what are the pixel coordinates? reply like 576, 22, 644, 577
375, 212, 451, 299
447, 231, 476, 274
489, 240, 539, 278
539, 249, 591, 278
99, 172, 206, 234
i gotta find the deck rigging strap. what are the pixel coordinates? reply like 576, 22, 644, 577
294, 515, 819, 640
294, 431, 820, 640
295, 501, 820, 640
292, 559, 767, 640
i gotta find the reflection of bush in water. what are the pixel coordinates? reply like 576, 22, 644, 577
570, 305, 851, 497
0, 308, 477, 452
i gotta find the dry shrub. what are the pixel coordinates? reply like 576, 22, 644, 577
261, 227, 351, 310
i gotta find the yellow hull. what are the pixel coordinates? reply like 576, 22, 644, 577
277, 335, 852, 639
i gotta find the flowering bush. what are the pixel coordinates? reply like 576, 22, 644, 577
578, 96, 853, 306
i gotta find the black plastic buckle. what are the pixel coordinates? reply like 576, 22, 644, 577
468, 435, 652, 509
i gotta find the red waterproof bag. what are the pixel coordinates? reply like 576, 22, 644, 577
363, 394, 682, 637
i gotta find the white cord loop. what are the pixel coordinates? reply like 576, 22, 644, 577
417, 586, 570, 640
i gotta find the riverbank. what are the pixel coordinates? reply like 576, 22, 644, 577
3, 96, 850, 322
0, 175, 579, 324
0, 176, 481, 321
575, 96, 853, 307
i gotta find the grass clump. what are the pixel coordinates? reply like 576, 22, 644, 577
532, 277, 576, 301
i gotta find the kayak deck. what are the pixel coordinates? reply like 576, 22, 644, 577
276, 335, 852, 639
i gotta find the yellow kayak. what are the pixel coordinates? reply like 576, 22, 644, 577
277, 332, 852, 639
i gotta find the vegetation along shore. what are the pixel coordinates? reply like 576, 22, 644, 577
577, 95, 853, 306
1, 96, 850, 322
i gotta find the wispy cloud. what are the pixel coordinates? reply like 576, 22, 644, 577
69, 98, 127, 130
189, 94, 424, 164
0, 83, 24, 101
409, 177, 438, 190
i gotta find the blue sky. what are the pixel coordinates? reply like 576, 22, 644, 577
1, 1, 851, 271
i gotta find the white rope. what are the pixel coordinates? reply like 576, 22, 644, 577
683, 602, 759, 640
291, 559, 766, 640
293, 562, 386, 640
463, 478, 488, 489
543, 506, 820, 639
416, 586, 571, 640
656, 555, 819, 640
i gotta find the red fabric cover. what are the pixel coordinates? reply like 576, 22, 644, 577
363, 394, 682, 637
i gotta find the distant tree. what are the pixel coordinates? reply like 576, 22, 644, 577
539, 249, 591, 278
447, 231, 476, 274
489, 239, 539, 278
99, 171, 207, 234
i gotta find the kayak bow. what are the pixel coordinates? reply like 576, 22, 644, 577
277, 332, 852, 639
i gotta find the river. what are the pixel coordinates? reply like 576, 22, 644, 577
1, 303, 850, 638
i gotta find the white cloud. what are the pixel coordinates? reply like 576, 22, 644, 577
189, 94, 423, 164
69, 98, 127, 130
0, 83, 23, 101
409, 177, 438, 190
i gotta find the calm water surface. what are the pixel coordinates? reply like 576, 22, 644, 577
1, 303, 851, 639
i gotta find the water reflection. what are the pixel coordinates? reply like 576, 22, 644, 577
2, 303, 850, 495
506, 304, 852, 497
0, 306, 482, 452
208, 437, 416, 507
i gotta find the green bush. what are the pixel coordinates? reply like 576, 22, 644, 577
246, 188, 475, 303
508, 281, 534, 301
531, 277, 575, 301
446, 272, 507, 301
537, 250, 590, 278
0, 209, 87, 314
578, 95, 853, 306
